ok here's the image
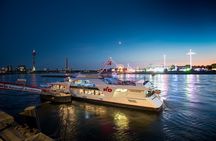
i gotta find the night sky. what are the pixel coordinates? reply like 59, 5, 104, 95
1, 0, 216, 69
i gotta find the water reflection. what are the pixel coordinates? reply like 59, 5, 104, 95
113, 112, 129, 130
37, 101, 162, 141
57, 105, 77, 140
76, 102, 107, 117
1, 74, 216, 141
151, 74, 169, 97
185, 75, 199, 100
31, 74, 37, 87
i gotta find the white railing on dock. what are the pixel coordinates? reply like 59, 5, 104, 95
0, 82, 42, 93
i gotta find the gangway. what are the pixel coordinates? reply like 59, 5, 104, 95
0, 81, 42, 94
0, 81, 72, 103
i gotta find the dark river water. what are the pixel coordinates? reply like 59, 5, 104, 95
0, 74, 216, 141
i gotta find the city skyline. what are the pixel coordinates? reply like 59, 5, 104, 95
1, 0, 216, 69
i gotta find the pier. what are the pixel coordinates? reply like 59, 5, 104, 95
0, 81, 72, 103
0, 82, 41, 93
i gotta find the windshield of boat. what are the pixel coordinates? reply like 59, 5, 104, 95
103, 77, 120, 84
71, 79, 96, 87
103, 77, 136, 85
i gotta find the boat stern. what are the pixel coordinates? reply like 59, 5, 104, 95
147, 94, 164, 111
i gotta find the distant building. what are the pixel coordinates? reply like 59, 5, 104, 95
0, 67, 7, 74
212, 63, 216, 71
17, 65, 27, 73
7, 65, 13, 72
0, 65, 13, 74
43, 68, 48, 71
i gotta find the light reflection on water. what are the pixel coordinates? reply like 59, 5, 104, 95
36, 101, 161, 141
113, 112, 129, 130
1, 74, 216, 140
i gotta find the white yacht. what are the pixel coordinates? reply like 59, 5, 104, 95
68, 74, 164, 111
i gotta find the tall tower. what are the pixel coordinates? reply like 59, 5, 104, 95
186, 49, 196, 69
32, 50, 36, 72
65, 57, 69, 72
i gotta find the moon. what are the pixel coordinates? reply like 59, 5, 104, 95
118, 41, 122, 45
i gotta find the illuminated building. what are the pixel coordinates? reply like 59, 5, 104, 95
212, 63, 216, 71
17, 65, 27, 72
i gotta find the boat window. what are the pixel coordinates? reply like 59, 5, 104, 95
80, 89, 84, 94
95, 90, 100, 95
84, 90, 89, 94
115, 88, 128, 93
103, 77, 121, 85
89, 90, 94, 95
72, 79, 96, 87
60, 85, 66, 89
99, 91, 104, 96
96, 90, 104, 96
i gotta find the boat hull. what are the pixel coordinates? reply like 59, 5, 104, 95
40, 94, 72, 103
71, 96, 163, 112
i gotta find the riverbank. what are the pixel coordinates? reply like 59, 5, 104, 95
40, 71, 216, 78
0, 110, 53, 141
1, 70, 216, 77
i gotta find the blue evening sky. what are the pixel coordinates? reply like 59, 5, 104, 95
1, 0, 216, 69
